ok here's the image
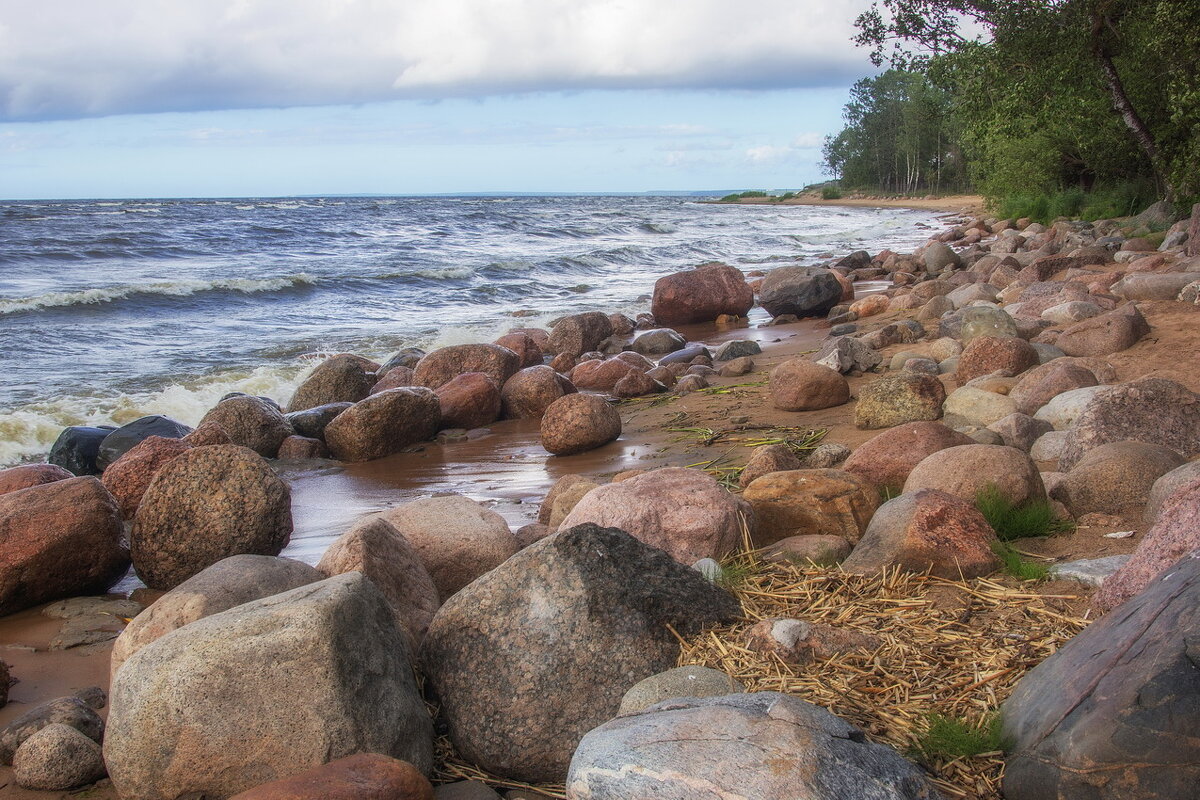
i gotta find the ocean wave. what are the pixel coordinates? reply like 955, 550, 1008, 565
376, 266, 474, 281
640, 222, 678, 234
0, 274, 317, 315
0, 365, 308, 467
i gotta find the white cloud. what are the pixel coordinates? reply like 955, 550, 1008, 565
0, 0, 873, 121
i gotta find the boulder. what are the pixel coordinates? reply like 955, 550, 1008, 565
318, 517, 441, 647
0, 477, 127, 616
958, 306, 1019, 343
101, 435, 192, 518
111, 554, 322, 676
1003, 550, 1200, 799
284, 401, 352, 440
378, 494, 517, 601
657, 343, 711, 365
276, 435, 330, 459
435, 372, 501, 430
714, 340, 761, 361
903, 444, 1045, 506
130, 445, 292, 590
1033, 385, 1110, 431
617, 666, 745, 715
1008, 359, 1099, 416
286, 355, 376, 413
843, 422, 974, 490
413, 344, 520, 390
105, 574, 433, 800
227, 754, 434, 800
759, 267, 843, 318
1093, 483, 1200, 612
12, 723, 106, 791
612, 369, 665, 398
1041, 300, 1103, 325
96, 415, 193, 471
323, 387, 441, 462
371, 366, 416, 394
849, 293, 891, 317
546, 481, 600, 529
500, 365, 576, 419
1053, 441, 1185, 517
1058, 377, 1200, 470
738, 443, 803, 488
854, 373, 947, 429
843, 489, 1000, 579
813, 336, 883, 374
1110, 271, 1199, 301
493, 332, 544, 369
559, 468, 752, 564
925, 241, 963, 271
769, 359, 850, 411
0, 697, 104, 765
987, 413, 1053, 452
801, 442, 852, 469
1030, 430, 1070, 462
0, 464, 73, 495
379, 347, 425, 372
630, 328, 686, 356
538, 474, 590, 525
566, 692, 939, 800
540, 394, 621, 456
570, 358, 638, 391
651, 263, 754, 325
946, 281, 999, 308
48, 426, 114, 476
743, 469, 877, 546
1055, 304, 1150, 357
942, 385, 1018, 427
1144, 461, 1200, 525
955, 336, 1038, 384
199, 396, 293, 458
420, 523, 740, 784
546, 313, 614, 358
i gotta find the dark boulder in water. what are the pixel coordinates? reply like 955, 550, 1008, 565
284, 402, 352, 441
49, 426, 117, 476
97, 416, 193, 472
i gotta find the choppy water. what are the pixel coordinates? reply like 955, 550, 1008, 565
0, 195, 946, 465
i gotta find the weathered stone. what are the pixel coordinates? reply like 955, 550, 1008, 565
1055, 303, 1150, 357
813, 336, 883, 374
96, 415, 193, 471
324, 387, 441, 462
719, 356, 755, 377
493, 332, 544, 369
546, 313, 615, 358
538, 474, 588, 525
759, 267, 843, 318
955, 336, 1038, 385
0, 697, 104, 766
105, 574, 434, 800
1111, 272, 1199, 301
958, 306, 1019, 343
421, 524, 740, 784
227, 754, 434, 800
372, 366, 417, 394
0, 464, 73, 495
1053, 441, 1185, 517
903, 444, 1045, 506
566, 692, 939, 800
761, 535, 852, 566
738, 443, 803, 488
713, 340, 761, 361
540, 394, 621, 456
1049, 555, 1131, 587
200, 396, 293, 458
849, 293, 891, 317
801, 442, 852, 469
843, 489, 1001, 579
101, 435, 192, 518
629, 328, 686, 356
286, 355, 377, 413
1009, 359, 1099, 416
0, 477, 127, 616
436, 372, 502, 430
500, 365, 576, 420
650, 263, 754, 325
943, 385, 1018, 427
743, 469, 878, 546
843, 423, 974, 492
284, 401, 352, 440
1144, 461, 1200, 526
618, 666, 745, 715
560, 468, 752, 564
769, 359, 850, 411
276, 435, 330, 459
413, 344, 521, 391
1032, 385, 1110, 431
48, 426, 114, 476
547, 481, 600, 529
987, 413, 1053, 452
854, 373, 948, 429
1059, 377, 1200, 470
130, 445, 292, 590
570, 359, 638, 392
925, 241, 963, 272
12, 723, 106, 790
946, 281, 998, 308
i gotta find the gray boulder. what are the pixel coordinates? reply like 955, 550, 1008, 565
286, 355, 377, 413
759, 267, 843, 318
1058, 377, 1200, 470
617, 666, 745, 715
0, 696, 104, 765
12, 723, 106, 790
815, 336, 883, 374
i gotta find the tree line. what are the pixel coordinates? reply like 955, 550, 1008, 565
823, 0, 1199, 211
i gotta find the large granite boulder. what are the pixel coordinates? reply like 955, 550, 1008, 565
769, 359, 850, 411
420, 524, 740, 784
96, 415, 193, 471
0, 464, 73, 496
199, 396, 293, 458
130, 445, 293, 590
227, 754, 434, 800
100, 435, 192, 518
286, 354, 377, 413
1059, 377, 1200, 472
566, 692, 940, 800
842, 489, 1000, 579
650, 263, 754, 325
558, 467, 752, 564
104, 574, 433, 800
435, 372, 502, 430
500, 365, 577, 419
413, 344, 520, 390
842, 422, 974, 491
318, 517, 441, 647
955, 335, 1039, 384
854, 373, 947, 429
759, 267, 843, 318
323, 387, 441, 462
1144, 461, 1200, 525
111, 554, 322, 676
903, 444, 1044, 506
546, 313, 615, 358
48, 426, 114, 476
1003, 550, 1200, 799
1052, 441, 1185, 517
0, 477, 127, 616
570, 359, 639, 392
1009, 360, 1099, 416
540, 393, 621, 456
1055, 303, 1150, 357
494, 331, 545, 369
742, 469, 877, 546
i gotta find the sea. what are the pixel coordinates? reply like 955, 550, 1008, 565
0, 195, 950, 467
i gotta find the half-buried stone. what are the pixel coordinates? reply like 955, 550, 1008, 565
540, 393, 621, 456
420, 523, 740, 784
769, 359, 849, 411
1051, 441, 1185, 517
842, 422, 974, 492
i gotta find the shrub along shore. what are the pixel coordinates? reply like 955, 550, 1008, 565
0, 199, 1199, 798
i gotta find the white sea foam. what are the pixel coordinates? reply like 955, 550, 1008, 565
0, 274, 316, 315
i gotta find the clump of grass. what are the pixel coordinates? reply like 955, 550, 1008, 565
974, 485, 1074, 541
821, 184, 843, 200
991, 541, 1050, 582
719, 190, 770, 202
914, 713, 1009, 761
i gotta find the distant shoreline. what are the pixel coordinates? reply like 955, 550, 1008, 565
705, 193, 986, 216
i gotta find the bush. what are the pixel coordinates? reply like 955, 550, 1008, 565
914, 712, 1009, 761
821, 185, 844, 200
995, 183, 1159, 224
975, 485, 1073, 541
718, 190, 770, 202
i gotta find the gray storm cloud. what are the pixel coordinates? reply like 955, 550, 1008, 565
0, 0, 871, 121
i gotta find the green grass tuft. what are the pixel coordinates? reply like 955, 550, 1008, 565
821, 185, 843, 200
975, 485, 1074, 541
914, 712, 1009, 761
991, 541, 1050, 582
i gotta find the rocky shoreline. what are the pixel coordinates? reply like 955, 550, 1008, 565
1, 199, 1199, 798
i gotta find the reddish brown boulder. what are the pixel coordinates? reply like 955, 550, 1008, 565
1052, 441, 1185, 517
1093, 482, 1200, 612
549, 352, 577, 373
1055, 303, 1150, 357
769, 360, 850, 411
842, 489, 1001, 579
744, 618, 881, 664
848, 294, 889, 318
650, 263, 754, 325
545, 312, 614, 358
228, 754, 433, 800
500, 365, 576, 420
903, 444, 1045, 506
494, 332, 544, 368
842, 422, 974, 491
1058, 377, 1200, 470
370, 366, 415, 394
182, 421, 232, 447
323, 388, 441, 462
955, 335, 1039, 385
612, 370, 664, 398
101, 436, 192, 518
1008, 359, 1098, 416
275, 436, 330, 459
738, 443, 803, 488
435, 372, 501, 430
570, 359, 638, 391
412, 344, 520, 390
540, 394, 621, 456
130, 445, 293, 590
199, 396, 293, 458
0, 464, 73, 496
0, 477, 128, 615
742, 469, 878, 546
613, 351, 655, 372
286, 355, 377, 413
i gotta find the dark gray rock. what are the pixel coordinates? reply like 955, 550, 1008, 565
96, 416, 193, 472
714, 340, 762, 361
0, 697, 104, 765
630, 328, 686, 356
284, 401, 353, 440
48, 426, 116, 476
759, 267, 843, 318
657, 344, 711, 365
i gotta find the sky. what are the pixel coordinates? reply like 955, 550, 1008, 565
0, 0, 881, 199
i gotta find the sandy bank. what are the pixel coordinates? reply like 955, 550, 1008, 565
712, 193, 986, 215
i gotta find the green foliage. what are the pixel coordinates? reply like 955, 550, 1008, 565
718, 191, 770, 202
991, 541, 1050, 582
975, 485, 1074, 541
914, 712, 1009, 760
879, 484, 903, 503
994, 184, 1158, 224
821, 185, 843, 200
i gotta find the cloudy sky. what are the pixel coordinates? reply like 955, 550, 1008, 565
0, 0, 878, 198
